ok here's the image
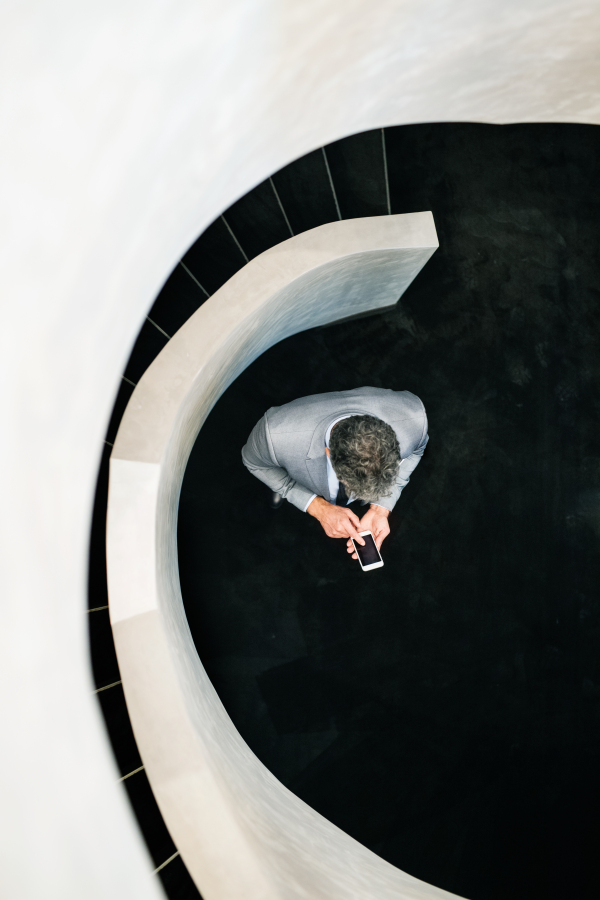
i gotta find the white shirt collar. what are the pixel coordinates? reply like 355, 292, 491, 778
325, 414, 353, 504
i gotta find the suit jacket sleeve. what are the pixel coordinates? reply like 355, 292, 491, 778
372, 412, 429, 512
241, 414, 316, 512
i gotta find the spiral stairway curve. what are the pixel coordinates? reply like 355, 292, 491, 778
4, 5, 600, 900
91, 123, 600, 900
91, 132, 441, 899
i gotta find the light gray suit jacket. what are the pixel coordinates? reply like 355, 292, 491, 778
241, 387, 428, 512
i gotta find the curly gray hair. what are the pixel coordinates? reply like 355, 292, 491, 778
329, 415, 401, 502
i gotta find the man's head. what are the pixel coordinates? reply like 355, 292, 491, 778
328, 415, 401, 502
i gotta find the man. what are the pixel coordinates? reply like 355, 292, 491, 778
242, 387, 428, 560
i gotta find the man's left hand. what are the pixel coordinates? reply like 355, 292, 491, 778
346, 504, 390, 560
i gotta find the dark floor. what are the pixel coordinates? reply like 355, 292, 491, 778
177, 124, 600, 900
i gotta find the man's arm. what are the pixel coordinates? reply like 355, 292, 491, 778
345, 452, 423, 560
347, 504, 389, 558
371, 420, 429, 512
307, 496, 364, 544
242, 415, 364, 545
346, 415, 429, 559
241, 414, 318, 511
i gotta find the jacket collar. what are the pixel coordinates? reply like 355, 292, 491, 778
305, 409, 368, 460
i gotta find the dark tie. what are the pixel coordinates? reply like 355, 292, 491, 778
335, 481, 349, 506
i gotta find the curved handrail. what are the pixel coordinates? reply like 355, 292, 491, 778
106, 214, 459, 899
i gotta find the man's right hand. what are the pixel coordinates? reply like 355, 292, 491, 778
306, 496, 365, 545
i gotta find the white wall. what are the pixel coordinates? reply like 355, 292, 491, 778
1, 1, 599, 898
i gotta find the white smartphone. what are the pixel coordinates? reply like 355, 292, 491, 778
351, 530, 384, 571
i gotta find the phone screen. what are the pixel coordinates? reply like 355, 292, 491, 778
354, 532, 381, 567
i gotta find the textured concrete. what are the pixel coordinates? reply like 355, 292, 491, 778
108, 215, 447, 899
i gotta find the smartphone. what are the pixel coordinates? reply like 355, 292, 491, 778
351, 530, 384, 571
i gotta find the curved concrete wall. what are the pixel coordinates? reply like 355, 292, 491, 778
3, 2, 600, 898
107, 214, 445, 899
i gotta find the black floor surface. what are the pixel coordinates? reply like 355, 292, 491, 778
178, 124, 600, 900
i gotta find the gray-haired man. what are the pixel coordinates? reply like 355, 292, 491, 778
242, 387, 428, 560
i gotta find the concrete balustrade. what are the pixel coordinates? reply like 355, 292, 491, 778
106, 213, 455, 899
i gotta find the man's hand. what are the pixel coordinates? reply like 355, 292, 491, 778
346, 504, 390, 559
307, 496, 365, 544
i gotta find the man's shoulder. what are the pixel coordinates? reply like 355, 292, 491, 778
265, 390, 347, 434
344, 386, 425, 423
372, 388, 425, 419
265, 387, 424, 434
